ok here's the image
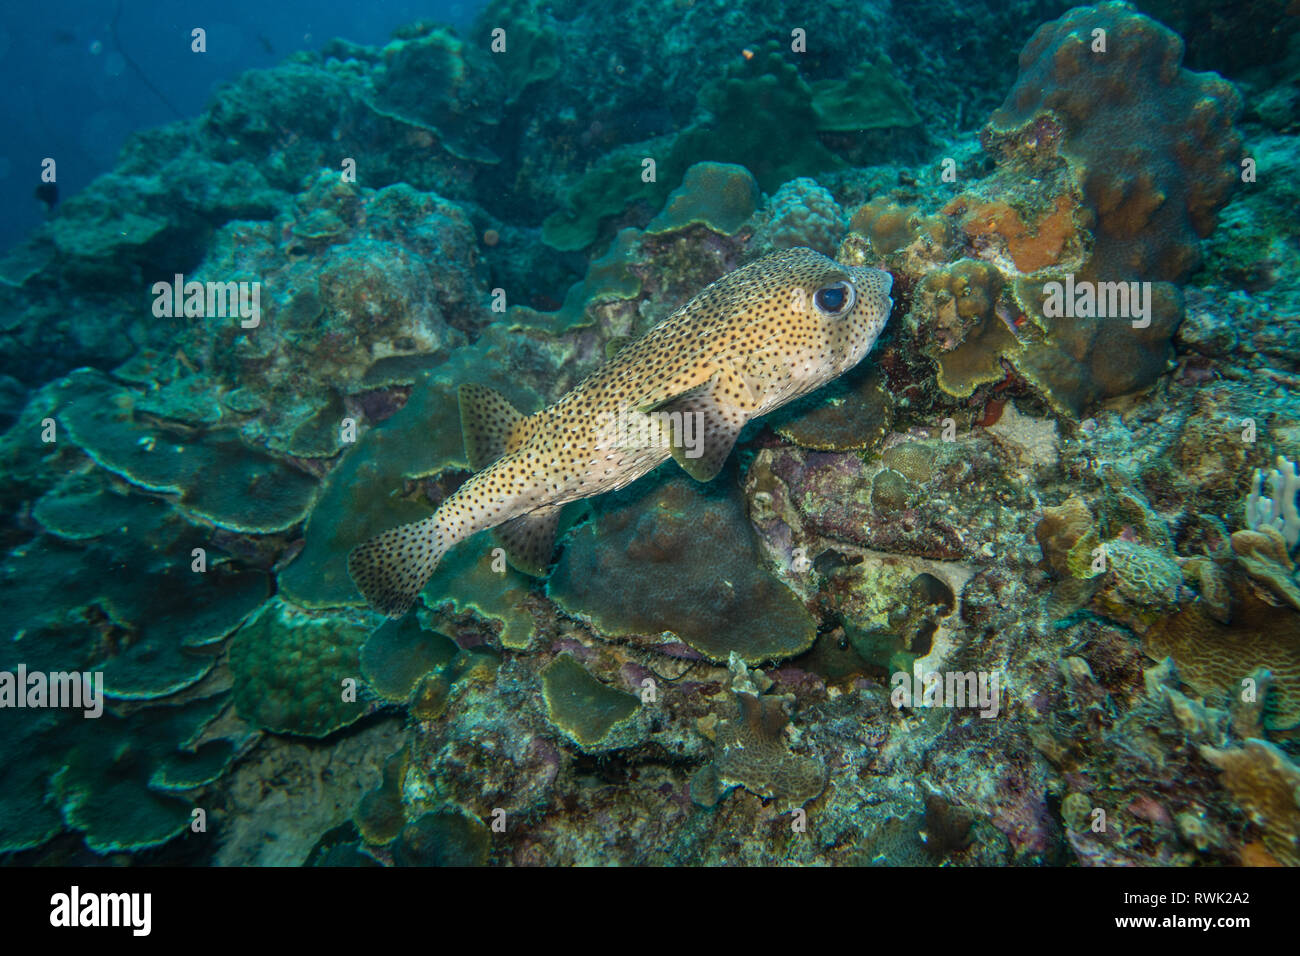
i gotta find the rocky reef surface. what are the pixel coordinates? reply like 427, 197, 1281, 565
1, 0, 1299, 866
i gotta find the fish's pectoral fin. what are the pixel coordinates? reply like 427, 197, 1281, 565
642, 364, 755, 483
604, 335, 634, 360
459, 384, 532, 471
493, 505, 562, 577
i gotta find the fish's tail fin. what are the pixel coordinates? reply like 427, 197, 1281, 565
347, 516, 445, 618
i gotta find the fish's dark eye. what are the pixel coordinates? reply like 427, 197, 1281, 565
813, 281, 855, 316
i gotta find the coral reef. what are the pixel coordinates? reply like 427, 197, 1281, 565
691, 658, 827, 812
811, 59, 921, 133
644, 163, 761, 239
2, 0, 1297, 870
539, 654, 641, 751
987, 1, 1243, 284
1200, 738, 1300, 866
229, 600, 371, 737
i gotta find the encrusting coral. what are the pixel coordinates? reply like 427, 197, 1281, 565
986, 1, 1243, 284
547, 473, 818, 664
645, 162, 761, 238
1200, 739, 1300, 866
539, 653, 642, 751
690, 657, 826, 812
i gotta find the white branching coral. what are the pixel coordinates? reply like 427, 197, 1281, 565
1247, 456, 1300, 551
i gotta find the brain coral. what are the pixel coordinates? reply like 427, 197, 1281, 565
1145, 579, 1300, 731
1104, 540, 1183, 608
229, 599, 370, 737
987, 0, 1243, 283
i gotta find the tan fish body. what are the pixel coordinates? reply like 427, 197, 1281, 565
349, 247, 894, 616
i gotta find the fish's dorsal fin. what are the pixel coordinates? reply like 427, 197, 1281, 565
641, 362, 757, 482
459, 384, 532, 470
493, 505, 562, 577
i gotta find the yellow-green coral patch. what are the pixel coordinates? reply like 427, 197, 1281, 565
540, 653, 641, 751
645, 162, 760, 237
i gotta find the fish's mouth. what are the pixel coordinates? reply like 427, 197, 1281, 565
848, 265, 894, 318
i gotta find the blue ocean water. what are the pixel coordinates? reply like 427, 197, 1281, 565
0, 0, 486, 252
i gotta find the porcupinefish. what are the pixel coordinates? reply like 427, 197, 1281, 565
350, 247, 894, 617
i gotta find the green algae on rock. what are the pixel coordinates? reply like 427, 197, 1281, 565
539, 653, 641, 751
548, 474, 817, 663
